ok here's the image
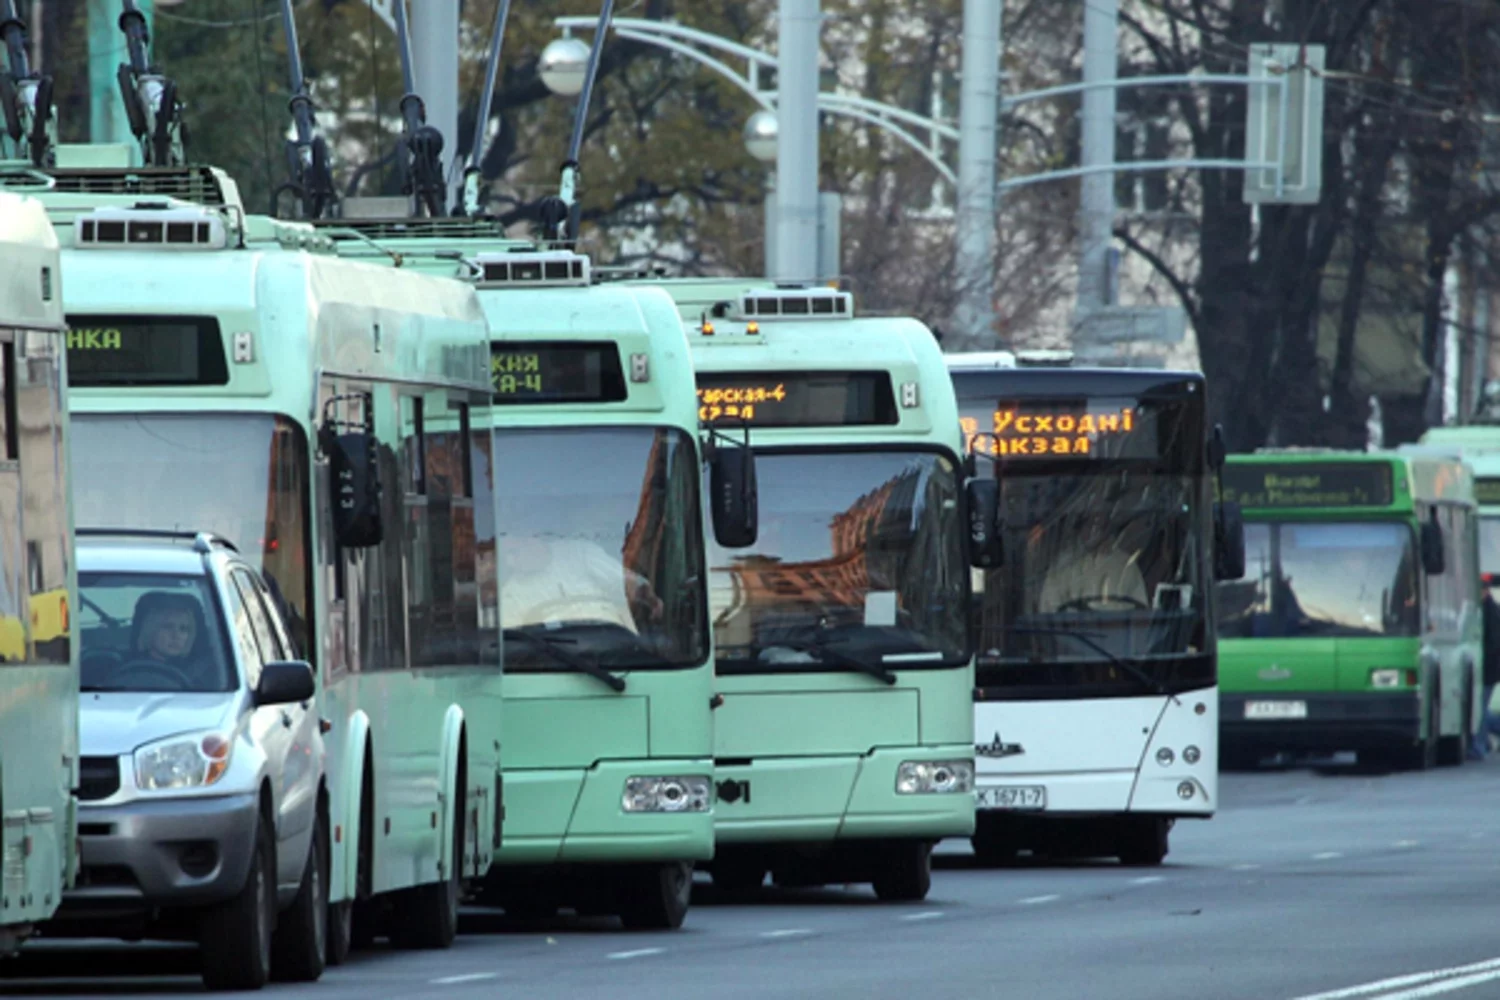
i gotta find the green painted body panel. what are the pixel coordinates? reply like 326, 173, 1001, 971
313, 228, 718, 868
628, 276, 977, 844
1219, 450, 1482, 749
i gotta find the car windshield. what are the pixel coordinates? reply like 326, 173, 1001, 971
79, 572, 234, 693
494, 426, 708, 670
69, 413, 312, 657
707, 450, 968, 669
1216, 521, 1420, 639
975, 468, 1208, 662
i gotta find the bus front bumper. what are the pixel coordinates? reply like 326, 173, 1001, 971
712, 745, 977, 845
1220, 692, 1422, 753
495, 758, 715, 867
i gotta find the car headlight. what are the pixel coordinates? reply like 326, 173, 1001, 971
896, 759, 974, 794
622, 775, 711, 813
134, 731, 233, 791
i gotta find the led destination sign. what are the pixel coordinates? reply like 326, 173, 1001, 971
1220, 462, 1395, 508
961, 403, 1141, 459
696, 371, 897, 427
490, 342, 626, 404
65, 314, 228, 387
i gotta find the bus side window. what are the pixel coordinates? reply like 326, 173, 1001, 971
0, 332, 21, 664
15, 331, 68, 665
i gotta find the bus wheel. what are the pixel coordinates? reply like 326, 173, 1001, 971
709, 858, 767, 893
326, 900, 353, 967
970, 826, 1020, 867
388, 784, 463, 949
271, 806, 329, 982
871, 841, 933, 902
1117, 817, 1171, 867
618, 861, 693, 930
1438, 670, 1473, 767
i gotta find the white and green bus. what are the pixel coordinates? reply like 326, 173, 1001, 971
317, 222, 719, 929
0, 189, 78, 955
628, 277, 980, 900
4, 156, 503, 961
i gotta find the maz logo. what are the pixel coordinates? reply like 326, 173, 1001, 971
716, 778, 751, 804
975, 732, 1024, 758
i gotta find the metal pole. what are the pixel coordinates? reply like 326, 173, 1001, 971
1076, 0, 1118, 316
775, 0, 819, 283
955, 0, 1002, 348
409, 0, 459, 209
88, 0, 150, 145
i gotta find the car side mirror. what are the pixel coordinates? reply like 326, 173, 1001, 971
322, 428, 383, 548
966, 478, 1003, 568
256, 660, 315, 707
709, 444, 758, 549
1421, 513, 1445, 576
1214, 500, 1246, 581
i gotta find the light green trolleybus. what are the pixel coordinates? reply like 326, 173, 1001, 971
315, 222, 720, 929
1419, 424, 1500, 572
5, 155, 504, 960
628, 277, 980, 900
1216, 449, 1482, 769
0, 190, 79, 956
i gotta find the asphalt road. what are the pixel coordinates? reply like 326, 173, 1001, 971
8, 754, 1500, 999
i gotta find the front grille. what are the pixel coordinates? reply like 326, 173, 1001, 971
78, 756, 121, 801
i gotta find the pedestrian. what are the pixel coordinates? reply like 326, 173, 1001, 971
1469, 572, 1500, 760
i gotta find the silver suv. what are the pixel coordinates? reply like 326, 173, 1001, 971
49, 530, 326, 991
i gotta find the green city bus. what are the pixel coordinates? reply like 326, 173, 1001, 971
4, 153, 505, 960
627, 277, 980, 901
1216, 449, 1482, 769
315, 222, 718, 930
1419, 425, 1500, 572
0, 189, 79, 956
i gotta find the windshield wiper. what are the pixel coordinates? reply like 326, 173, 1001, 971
760, 634, 898, 686
502, 628, 626, 693
1004, 625, 1175, 700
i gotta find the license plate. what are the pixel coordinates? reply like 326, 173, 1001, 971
1244, 700, 1308, 720
976, 785, 1046, 810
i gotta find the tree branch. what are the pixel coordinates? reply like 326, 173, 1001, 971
1114, 223, 1202, 331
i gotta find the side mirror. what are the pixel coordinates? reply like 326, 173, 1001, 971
709, 444, 758, 549
1421, 513, 1445, 575
1213, 500, 1246, 581
966, 478, 1003, 568
323, 429, 383, 548
256, 660, 315, 707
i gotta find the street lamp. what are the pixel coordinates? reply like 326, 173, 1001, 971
539, 36, 591, 97
743, 109, 778, 163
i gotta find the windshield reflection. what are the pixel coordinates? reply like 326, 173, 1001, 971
976, 470, 1206, 663
1217, 521, 1419, 638
707, 450, 967, 669
494, 427, 708, 670
1481, 516, 1500, 575
78, 572, 234, 693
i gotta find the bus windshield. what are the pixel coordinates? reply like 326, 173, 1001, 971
707, 450, 968, 671
1480, 515, 1500, 575
69, 413, 311, 656
1217, 521, 1419, 639
976, 468, 1207, 664
493, 427, 708, 671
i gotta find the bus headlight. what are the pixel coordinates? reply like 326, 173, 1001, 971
1183, 745, 1201, 765
622, 776, 711, 813
896, 760, 974, 794
1156, 747, 1175, 766
134, 731, 233, 791
1370, 669, 1409, 689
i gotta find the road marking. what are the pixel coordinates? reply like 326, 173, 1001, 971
900, 911, 945, 921
1312, 852, 1343, 860
1288, 956, 1500, 999
1231, 863, 1261, 871
608, 948, 666, 960
431, 973, 499, 985
1394, 840, 1419, 848
759, 928, 811, 938
1018, 894, 1060, 905
1374, 969, 1500, 998
1130, 876, 1164, 885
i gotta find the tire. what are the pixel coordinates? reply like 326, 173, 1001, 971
871, 841, 933, 902
200, 808, 275, 992
970, 826, 1020, 867
387, 783, 462, 950
325, 900, 353, 967
272, 809, 329, 982
1117, 817, 1171, 867
618, 861, 693, 931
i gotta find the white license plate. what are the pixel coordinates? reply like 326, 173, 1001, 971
976, 785, 1046, 810
1244, 700, 1308, 720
